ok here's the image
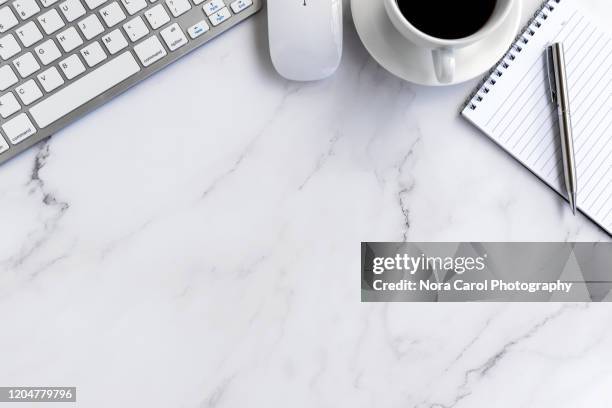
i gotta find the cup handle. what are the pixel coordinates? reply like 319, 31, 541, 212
432, 48, 455, 84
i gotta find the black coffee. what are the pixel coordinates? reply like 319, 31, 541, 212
397, 1, 497, 40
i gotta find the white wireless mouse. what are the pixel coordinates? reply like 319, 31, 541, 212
268, 0, 343, 81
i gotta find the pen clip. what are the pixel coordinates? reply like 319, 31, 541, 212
546, 45, 559, 105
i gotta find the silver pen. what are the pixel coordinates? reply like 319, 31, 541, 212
547, 42, 578, 215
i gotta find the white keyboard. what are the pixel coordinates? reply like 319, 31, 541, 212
0, 0, 261, 164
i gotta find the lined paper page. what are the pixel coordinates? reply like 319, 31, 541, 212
463, 0, 612, 235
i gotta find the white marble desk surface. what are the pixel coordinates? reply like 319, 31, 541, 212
1, 0, 611, 407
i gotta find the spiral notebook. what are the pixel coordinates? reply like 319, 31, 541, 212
462, 0, 612, 235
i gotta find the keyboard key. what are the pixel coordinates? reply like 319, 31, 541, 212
57, 26, 82, 51
0, 33, 21, 60
202, 0, 223, 16
0, 91, 20, 117
78, 13, 104, 39
2, 112, 36, 144
15, 79, 42, 105
133, 35, 166, 66
12, 0, 40, 20
0, 7, 18, 33
123, 15, 148, 42
0, 135, 8, 153
230, 0, 250, 14
165, 0, 190, 17
80, 40, 106, 66
30, 51, 140, 128
187, 19, 208, 39
59, 53, 85, 79
34, 38, 61, 65
59, 0, 86, 22
0, 65, 17, 90
101, 28, 126, 54
144, 4, 168, 29
84, 0, 106, 8
37, 66, 64, 92
40, 0, 60, 6
120, 0, 146, 15
160, 23, 186, 51
38, 9, 65, 35
208, 7, 230, 26
13, 52, 40, 77
15, 21, 43, 47
99, 2, 125, 27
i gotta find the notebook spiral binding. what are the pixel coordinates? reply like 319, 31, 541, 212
463, 0, 562, 111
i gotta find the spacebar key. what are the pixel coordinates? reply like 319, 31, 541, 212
30, 52, 141, 128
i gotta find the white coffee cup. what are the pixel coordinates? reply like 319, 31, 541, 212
383, 0, 515, 84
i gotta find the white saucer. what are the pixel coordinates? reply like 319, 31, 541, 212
351, 0, 522, 86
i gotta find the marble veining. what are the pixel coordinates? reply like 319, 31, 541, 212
1, 0, 612, 407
